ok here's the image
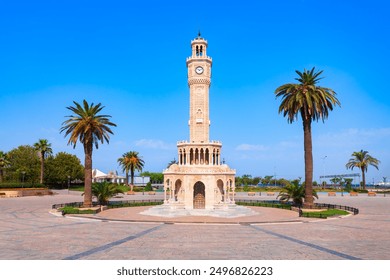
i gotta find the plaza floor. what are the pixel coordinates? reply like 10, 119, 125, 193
0, 190, 389, 260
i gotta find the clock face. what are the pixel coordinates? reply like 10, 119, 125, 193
195, 66, 204, 74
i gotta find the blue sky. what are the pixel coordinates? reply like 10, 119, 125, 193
1, 0, 389, 183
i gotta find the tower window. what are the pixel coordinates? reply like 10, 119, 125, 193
196, 45, 203, 57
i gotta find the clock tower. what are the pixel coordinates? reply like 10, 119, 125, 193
163, 34, 236, 211
186, 34, 212, 143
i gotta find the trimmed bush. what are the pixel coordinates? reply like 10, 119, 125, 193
60, 206, 97, 215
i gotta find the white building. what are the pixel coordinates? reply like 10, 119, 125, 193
92, 169, 126, 184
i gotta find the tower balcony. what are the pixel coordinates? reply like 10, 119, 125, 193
175, 140, 224, 166
186, 56, 212, 62
177, 140, 221, 146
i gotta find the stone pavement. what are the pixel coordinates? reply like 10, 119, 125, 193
0, 190, 389, 259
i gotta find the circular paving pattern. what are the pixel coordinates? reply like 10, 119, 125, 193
1, 190, 389, 260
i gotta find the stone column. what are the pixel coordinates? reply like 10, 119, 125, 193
232, 180, 235, 203
164, 181, 167, 203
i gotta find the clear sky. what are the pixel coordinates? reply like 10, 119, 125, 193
1, 0, 389, 183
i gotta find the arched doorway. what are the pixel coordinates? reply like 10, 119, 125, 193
193, 181, 205, 209
217, 179, 224, 202
175, 179, 182, 202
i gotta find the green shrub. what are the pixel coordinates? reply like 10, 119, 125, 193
355, 189, 368, 193
60, 206, 97, 215
144, 182, 153, 192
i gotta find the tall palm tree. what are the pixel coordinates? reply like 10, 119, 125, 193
0, 151, 10, 183
33, 139, 53, 184
275, 67, 340, 208
118, 151, 144, 191
61, 100, 116, 207
346, 150, 380, 189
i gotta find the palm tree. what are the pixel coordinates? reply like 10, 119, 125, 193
61, 100, 116, 207
90, 182, 124, 205
0, 151, 10, 183
117, 151, 144, 191
346, 150, 380, 189
33, 139, 53, 184
277, 181, 318, 206
275, 67, 340, 208
167, 158, 178, 168
117, 152, 132, 186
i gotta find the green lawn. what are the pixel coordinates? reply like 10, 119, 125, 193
301, 209, 349, 219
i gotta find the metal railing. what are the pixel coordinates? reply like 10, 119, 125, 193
235, 199, 292, 210
107, 199, 164, 208
235, 199, 359, 216
309, 203, 359, 215
52, 201, 99, 209
52, 199, 164, 210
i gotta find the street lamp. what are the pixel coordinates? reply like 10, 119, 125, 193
142, 176, 145, 195
322, 156, 327, 187
21, 171, 26, 188
68, 176, 71, 194
273, 166, 276, 187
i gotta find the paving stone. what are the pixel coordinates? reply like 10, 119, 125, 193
0, 190, 389, 259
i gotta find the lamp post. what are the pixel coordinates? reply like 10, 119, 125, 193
21, 171, 26, 188
322, 156, 327, 187
273, 166, 276, 187
68, 176, 71, 194
142, 176, 145, 195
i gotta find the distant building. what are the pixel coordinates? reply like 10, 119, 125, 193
92, 169, 126, 184
132, 176, 151, 186
378, 182, 390, 188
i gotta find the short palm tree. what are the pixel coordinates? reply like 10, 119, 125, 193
118, 151, 144, 191
61, 100, 116, 207
33, 139, 53, 184
90, 182, 124, 205
275, 67, 340, 208
167, 158, 178, 168
0, 151, 10, 183
346, 150, 380, 189
277, 181, 318, 206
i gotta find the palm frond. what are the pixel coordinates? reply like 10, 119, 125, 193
275, 67, 340, 124
60, 99, 117, 149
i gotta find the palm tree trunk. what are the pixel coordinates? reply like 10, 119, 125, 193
83, 144, 93, 207
125, 170, 129, 187
361, 168, 366, 190
130, 169, 134, 192
303, 119, 314, 208
40, 152, 44, 184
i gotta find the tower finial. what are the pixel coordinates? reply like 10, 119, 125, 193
198, 30, 201, 38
